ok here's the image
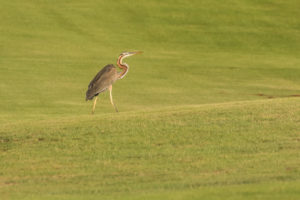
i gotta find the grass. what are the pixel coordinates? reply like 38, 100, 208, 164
0, 0, 300, 199
1, 98, 300, 199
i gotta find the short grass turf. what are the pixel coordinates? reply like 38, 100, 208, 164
0, 0, 300, 199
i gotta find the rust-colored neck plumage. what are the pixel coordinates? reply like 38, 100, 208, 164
117, 55, 128, 79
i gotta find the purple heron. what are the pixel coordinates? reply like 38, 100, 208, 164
86, 51, 142, 114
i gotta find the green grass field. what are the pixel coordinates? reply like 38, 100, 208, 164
1, 0, 300, 199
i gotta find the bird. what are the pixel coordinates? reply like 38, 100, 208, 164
86, 51, 142, 114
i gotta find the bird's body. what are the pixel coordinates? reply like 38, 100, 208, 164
86, 64, 118, 101
86, 51, 142, 114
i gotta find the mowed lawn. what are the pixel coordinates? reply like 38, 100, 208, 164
0, 0, 300, 199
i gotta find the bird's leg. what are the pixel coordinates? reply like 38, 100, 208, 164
109, 85, 118, 112
92, 96, 98, 114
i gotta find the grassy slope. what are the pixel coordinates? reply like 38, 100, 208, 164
0, 0, 300, 199
1, 98, 300, 199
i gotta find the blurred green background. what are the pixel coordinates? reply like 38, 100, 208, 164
0, 0, 299, 199
1, 0, 299, 120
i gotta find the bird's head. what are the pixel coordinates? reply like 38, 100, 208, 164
120, 51, 143, 59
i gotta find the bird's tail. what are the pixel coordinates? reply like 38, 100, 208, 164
86, 90, 95, 101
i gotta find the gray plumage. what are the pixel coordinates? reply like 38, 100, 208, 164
86, 64, 119, 101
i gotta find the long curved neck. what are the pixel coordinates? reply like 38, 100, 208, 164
117, 55, 129, 79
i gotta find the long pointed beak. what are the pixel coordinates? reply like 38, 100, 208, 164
129, 51, 143, 55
